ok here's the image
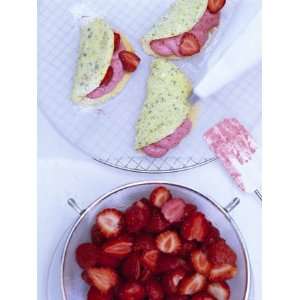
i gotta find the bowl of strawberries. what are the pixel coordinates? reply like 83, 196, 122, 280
61, 181, 250, 300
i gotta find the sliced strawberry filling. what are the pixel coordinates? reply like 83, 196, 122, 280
87, 40, 126, 99
143, 119, 192, 158
87, 33, 140, 99
150, 10, 220, 57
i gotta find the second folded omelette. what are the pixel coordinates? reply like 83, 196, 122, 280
142, 0, 225, 59
136, 59, 197, 158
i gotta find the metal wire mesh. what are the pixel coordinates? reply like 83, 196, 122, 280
38, 0, 260, 173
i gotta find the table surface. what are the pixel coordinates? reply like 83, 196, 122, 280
38, 1, 261, 297
38, 109, 261, 300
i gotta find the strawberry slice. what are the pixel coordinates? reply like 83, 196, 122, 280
150, 186, 172, 207
87, 287, 113, 300
86, 267, 118, 293
156, 254, 187, 273
207, 240, 237, 266
95, 251, 121, 268
204, 222, 221, 246
163, 268, 186, 295
146, 208, 170, 233
133, 234, 156, 253
179, 241, 198, 257
209, 264, 237, 281
96, 208, 123, 238
207, 282, 230, 300
192, 293, 216, 300
119, 51, 141, 72
161, 198, 186, 223
121, 253, 141, 281
179, 33, 201, 57
100, 66, 114, 86
101, 235, 133, 257
181, 212, 209, 242
208, 0, 226, 14
114, 32, 121, 52
156, 230, 182, 254
141, 249, 160, 272
178, 273, 206, 295
91, 224, 104, 246
191, 249, 211, 276
118, 282, 146, 300
76, 243, 100, 269
125, 199, 151, 233
146, 279, 165, 300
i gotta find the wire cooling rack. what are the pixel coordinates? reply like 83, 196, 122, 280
38, 0, 261, 173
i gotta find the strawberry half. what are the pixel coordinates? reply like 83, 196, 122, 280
146, 208, 170, 233
94, 251, 121, 268
87, 286, 113, 300
86, 267, 118, 293
207, 282, 230, 300
161, 198, 186, 223
179, 241, 198, 258
96, 208, 123, 238
119, 50, 141, 72
207, 240, 237, 266
121, 253, 141, 281
76, 243, 100, 269
82, 270, 93, 285
141, 249, 160, 272
163, 268, 186, 295
204, 222, 221, 246
156, 230, 182, 254
168, 296, 189, 300
91, 224, 104, 246
100, 66, 114, 86
150, 186, 172, 208
114, 32, 121, 52
156, 254, 187, 273
181, 212, 209, 242
101, 235, 133, 257
191, 249, 211, 276
178, 273, 206, 295
118, 282, 146, 300
146, 279, 165, 300
133, 234, 156, 253
125, 199, 151, 233
208, 0, 226, 14
179, 33, 201, 56
209, 264, 237, 281
183, 203, 197, 219
192, 293, 216, 300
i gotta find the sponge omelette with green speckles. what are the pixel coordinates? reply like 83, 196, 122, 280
135, 59, 194, 157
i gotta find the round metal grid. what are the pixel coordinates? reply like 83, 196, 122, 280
38, 0, 260, 173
